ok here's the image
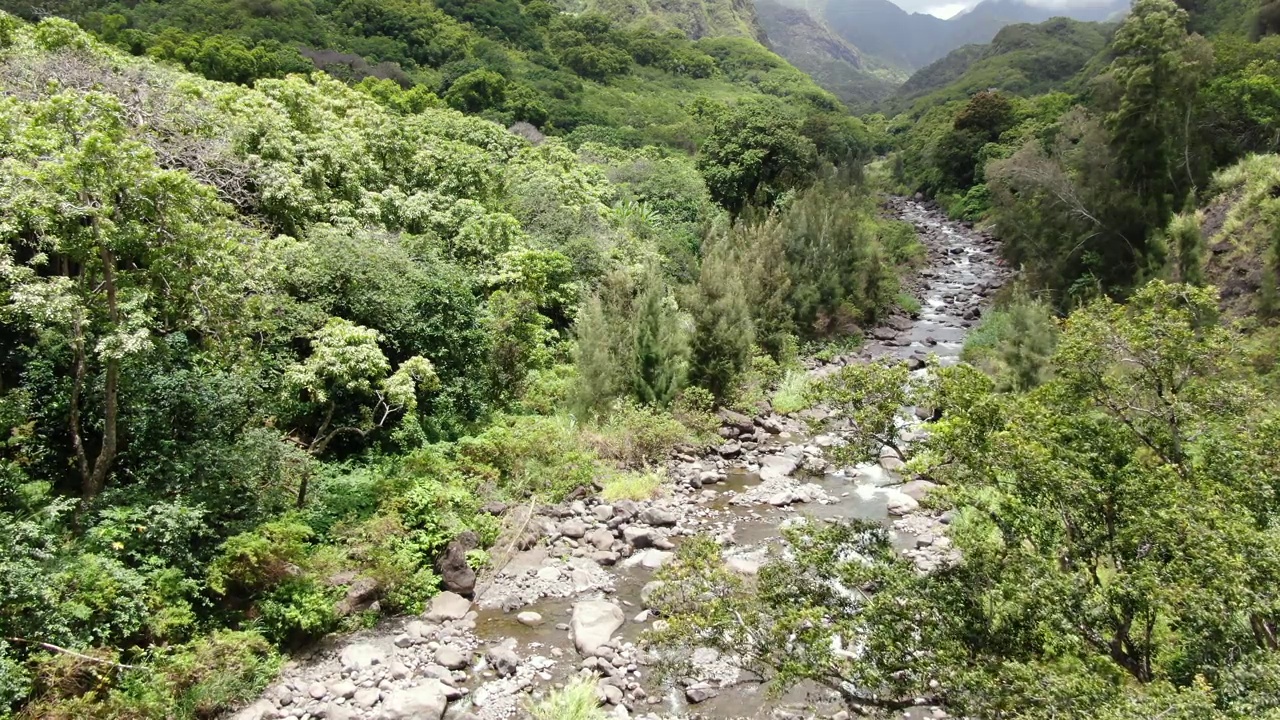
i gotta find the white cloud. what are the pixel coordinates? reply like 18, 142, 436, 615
890, 0, 1124, 18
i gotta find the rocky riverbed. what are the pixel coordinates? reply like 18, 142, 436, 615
226, 197, 1009, 720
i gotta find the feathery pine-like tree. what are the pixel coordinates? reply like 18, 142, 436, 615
631, 270, 689, 407
572, 294, 624, 415
688, 241, 755, 401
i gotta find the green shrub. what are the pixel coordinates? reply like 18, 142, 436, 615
670, 387, 719, 442
584, 400, 691, 468
455, 415, 601, 501
207, 520, 313, 597
896, 292, 923, 315
305, 466, 387, 539
20, 631, 279, 720
256, 578, 338, 646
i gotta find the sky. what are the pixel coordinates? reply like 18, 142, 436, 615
887, 0, 1114, 19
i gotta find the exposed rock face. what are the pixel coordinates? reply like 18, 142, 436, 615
437, 531, 479, 596
570, 600, 624, 656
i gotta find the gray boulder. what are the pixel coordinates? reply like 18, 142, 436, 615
379, 681, 448, 720
571, 600, 624, 656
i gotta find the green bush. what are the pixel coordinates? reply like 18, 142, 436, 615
256, 579, 339, 647
207, 520, 313, 598
584, 400, 692, 468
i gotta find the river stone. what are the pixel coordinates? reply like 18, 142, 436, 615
638, 549, 672, 569
887, 494, 920, 516
517, 611, 544, 627
592, 550, 620, 565
623, 526, 656, 548
341, 642, 387, 672
308, 682, 327, 700
486, 639, 520, 677
685, 683, 719, 704
592, 504, 615, 522
559, 518, 588, 539
758, 455, 799, 482
718, 409, 754, 433
717, 441, 742, 458
587, 528, 615, 551
379, 681, 448, 720
638, 507, 677, 527
725, 556, 761, 575
571, 600, 624, 656
325, 704, 356, 720
424, 591, 471, 622
600, 683, 625, 705
330, 679, 357, 699
434, 645, 469, 670
228, 699, 276, 720
353, 687, 381, 709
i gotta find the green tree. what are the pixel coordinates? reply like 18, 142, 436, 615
444, 68, 507, 113
1103, 0, 1213, 228
656, 282, 1280, 717
630, 269, 688, 407
687, 241, 754, 401
282, 318, 438, 459
696, 101, 818, 214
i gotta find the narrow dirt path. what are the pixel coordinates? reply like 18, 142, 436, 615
227, 198, 1009, 720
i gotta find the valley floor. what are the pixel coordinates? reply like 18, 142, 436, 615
226, 197, 1009, 720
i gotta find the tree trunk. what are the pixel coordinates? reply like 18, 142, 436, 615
79, 244, 120, 506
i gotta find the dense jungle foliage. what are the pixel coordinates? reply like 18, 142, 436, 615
0, 0, 864, 153
0, 6, 917, 717
3, 0, 1280, 717
649, 1, 1280, 719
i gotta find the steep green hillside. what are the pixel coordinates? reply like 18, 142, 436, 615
560, 0, 766, 40
0, 0, 850, 153
755, 0, 902, 107
888, 18, 1115, 114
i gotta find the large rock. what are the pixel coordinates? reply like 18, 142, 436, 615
340, 643, 387, 672
486, 638, 520, 677
434, 645, 469, 670
379, 681, 448, 720
436, 531, 478, 596
638, 507, 677, 527
758, 455, 799, 482
571, 600, 624, 656
424, 591, 472, 622
901, 479, 939, 502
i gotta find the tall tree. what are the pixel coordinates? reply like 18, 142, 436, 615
687, 241, 754, 401
630, 269, 688, 407
1104, 0, 1213, 228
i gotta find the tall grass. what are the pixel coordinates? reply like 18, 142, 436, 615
771, 369, 813, 415
525, 676, 606, 720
